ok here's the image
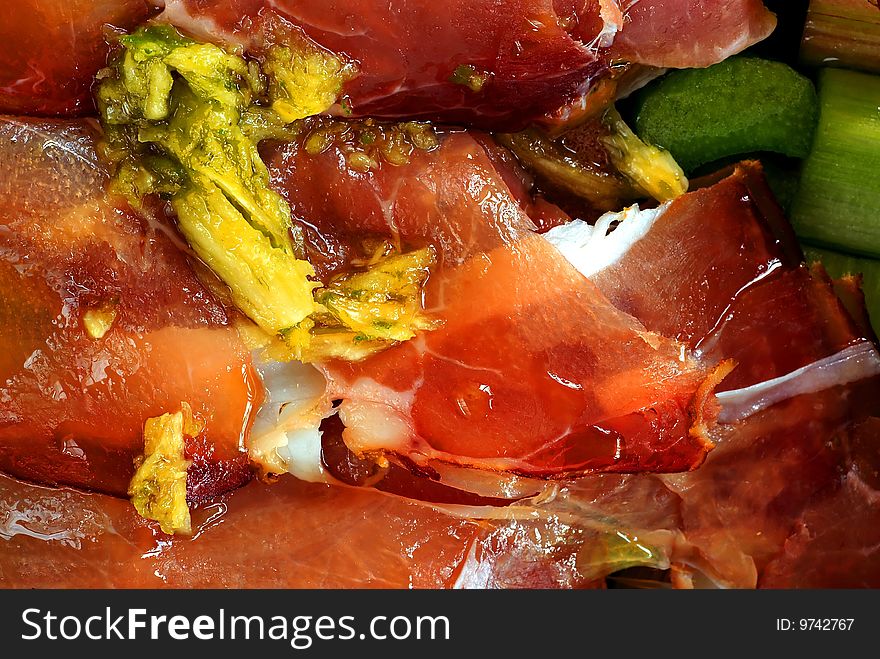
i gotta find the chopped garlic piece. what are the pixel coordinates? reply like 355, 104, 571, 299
128, 403, 199, 535
82, 302, 118, 339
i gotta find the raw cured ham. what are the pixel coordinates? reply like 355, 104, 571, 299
0, 117, 260, 500
542, 163, 880, 586
0, 0, 156, 116
265, 128, 727, 480
0, 469, 640, 588
0, 472, 478, 588
157, 0, 776, 127
760, 419, 880, 588
604, 0, 778, 69
158, 0, 606, 129
2, 115, 876, 587
2, 0, 879, 592
0, 0, 776, 126
666, 390, 879, 588
1, 397, 872, 589
577, 164, 870, 391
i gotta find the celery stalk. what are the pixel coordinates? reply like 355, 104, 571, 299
791, 68, 880, 257
802, 0, 880, 74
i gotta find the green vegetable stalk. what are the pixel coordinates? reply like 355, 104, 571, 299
791, 68, 880, 258
801, 0, 880, 74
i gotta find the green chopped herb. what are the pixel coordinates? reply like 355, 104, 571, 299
450, 64, 490, 92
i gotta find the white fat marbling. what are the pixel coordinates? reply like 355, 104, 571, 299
543, 203, 668, 279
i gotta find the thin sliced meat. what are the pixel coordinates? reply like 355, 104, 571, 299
0, 117, 260, 500
662, 385, 877, 588
266, 129, 725, 480
159, 0, 773, 128
0, 0, 775, 124
0, 0, 157, 116
160, 0, 606, 129
606, 0, 778, 69
761, 419, 880, 588
585, 165, 794, 344
579, 164, 867, 391
0, 1, 775, 123
332, 235, 722, 477
537, 371, 880, 589
0, 470, 621, 588
265, 127, 539, 280
699, 265, 868, 391
522, 369, 880, 589
0, 472, 476, 588
543, 162, 880, 586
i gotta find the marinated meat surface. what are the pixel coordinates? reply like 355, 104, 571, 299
0, 0, 156, 116
1, 1, 879, 591
0, 117, 260, 500
266, 130, 725, 479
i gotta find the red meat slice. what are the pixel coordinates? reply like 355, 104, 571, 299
0, 470, 614, 588
265, 130, 726, 480
760, 419, 880, 588
0, 117, 260, 500
662, 387, 876, 588
589, 164, 866, 391
157, 0, 774, 128
0, 472, 477, 587
605, 0, 777, 69
0, 0, 157, 116
571, 163, 880, 587
0, 1, 776, 124
160, 0, 606, 129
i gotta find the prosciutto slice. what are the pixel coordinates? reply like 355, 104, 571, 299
0, 469, 646, 588
573, 164, 868, 390
1, 122, 877, 586
0, 117, 260, 500
265, 129, 726, 480
159, 0, 606, 129
604, 0, 778, 69
0, 0, 156, 116
542, 162, 880, 587
1, 1, 776, 125
154, 0, 774, 127
0, 472, 478, 588
760, 418, 880, 588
